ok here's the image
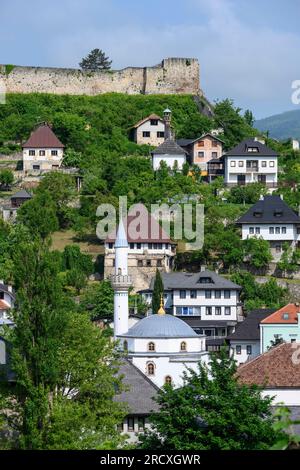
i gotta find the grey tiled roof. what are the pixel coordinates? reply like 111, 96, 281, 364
151, 138, 188, 155
237, 195, 300, 224
147, 271, 241, 291
225, 138, 277, 157
114, 359, 159, 415
120, 313, 198, 338
227, 309, 276, 341
11, 190, 32, 199
179, 318, 236, 328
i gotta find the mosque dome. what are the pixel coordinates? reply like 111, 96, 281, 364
120, 313, 198, 338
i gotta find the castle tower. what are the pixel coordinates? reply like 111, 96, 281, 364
163, 108, 172, 140
111, 217, 131, 339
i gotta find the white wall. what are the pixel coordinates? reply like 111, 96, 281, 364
135, 120, 165, 146
152, 154, 186, 171
241, 223, 298, 242
229, 340, 260, 365
225, 155, 277, 185
23, 147, 64, 172
262, 388, 300, 406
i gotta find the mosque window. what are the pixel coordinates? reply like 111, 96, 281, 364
147, 362, 155, 375
165, 376, 172, 385
148, 342, 155, 352
180, 341, 187, 351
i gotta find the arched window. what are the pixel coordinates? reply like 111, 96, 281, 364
165, 375, 172, 385
147, 362, 155, 376
148, 342, 155, 352
123, 340, 128, 352
180, 341, 187, 352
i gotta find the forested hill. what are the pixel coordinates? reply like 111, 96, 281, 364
255, 109, 300, 140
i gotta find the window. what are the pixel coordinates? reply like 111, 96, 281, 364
148, 243, 153, 249
180, 341, 187, 351
291, 338, 296, 343
157, 131, 164, 138
198, 277, 213, 284
275, 227, 280, 234
198, 151, 204, 158
143, 131, 150, 137
215, 306, 221, 315
157, 259, 162, 267
269, 161, 275, 167
147, 362, 155, 375
39, 150, 45, 156
51, 150, 58, 156
137, 260, 143, 267
255, 227, 260, 234
165, 376, 172, 385
249, 227, 254, 234
282, 227, 286, 234
190, 290, 197, 299
146, 260, 151, 267
180, 290, 186, 299
123, 340, 128, 352
269, 227, 274, 234
206, 306, 212, 315
129, 242, 135, 249
224, 290, 231, 299
236, 345, 242, 355
212, 140, 218, 147
198, 140, 204, 147
150, 119, 158, 126
205, 290, 211, 299
238, 161, 243, 167
225, 306, 231, 315
262, 161, 267, 167
148, 342, 155, 352
246, 345, 252, 355
247, 147, 259, 152
52, 165, 59, 169
138, 417, 145, 430
276, 244, 281, 253
230, 161, 236, 167
137, 243, 141, 249
29, 150, 35, 156
215, 290, 221, 299
32, 164, 40, 170
212, 152, 218, 158
108, 242, 114, 249
157, 243, 162, 249
282, 313, 289, 320
127, 417, 134, 432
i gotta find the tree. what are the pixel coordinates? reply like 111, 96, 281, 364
244, 109, 255, 127
277, 242, 300, 276
17, 191, 59, 239
139, 349, 283, 450
80, 280, 114, 320
65, 268, 87, 294
0, 241, 126, 449
152, 269, 164, 314
0, 169, 14, 188
243, 237, 272, 271
62, 245, 94, 276
79, 49, 112, 71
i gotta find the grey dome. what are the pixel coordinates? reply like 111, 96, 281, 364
121, 314, 198, 338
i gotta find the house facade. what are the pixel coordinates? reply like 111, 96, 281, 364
224, 138, 278, 187
1, 190, 32, 222
23, 122, 64, 174
151, 139, 187, 171
260, 303, 300, 353
237, 195, 300, 260
177, 133, 223, 171
132, 113, 165, 146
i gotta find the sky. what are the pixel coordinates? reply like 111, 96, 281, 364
1, 0, 300, 119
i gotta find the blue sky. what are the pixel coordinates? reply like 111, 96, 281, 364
1, 0, 300, 118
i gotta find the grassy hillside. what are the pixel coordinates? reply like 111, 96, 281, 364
255, 109, 300, 140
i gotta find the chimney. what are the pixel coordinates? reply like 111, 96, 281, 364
163, 108, 172, 140
280, 194, 283, 200
200, 264, 206, 272
259, 194, 264, 200
8, 285, 12, 293
254, 136, 265, 145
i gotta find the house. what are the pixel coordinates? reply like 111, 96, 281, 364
151, 139, 188, 171
237, 343, 300, 406
104, 207, 176, 292
237, 195, 300, 260
22, 122, 64, 174
227, 308, 276, 365
0, 282, 15, 326
132, 113, 166, 146
207, 156, 225, 182
260, 303, 300, 353
1, 190, 32, 222
114, 359, 160, 442
177, 133, 223, 171
223, 138, 278, 187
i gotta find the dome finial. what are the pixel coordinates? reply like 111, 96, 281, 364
157, 294, 165, 315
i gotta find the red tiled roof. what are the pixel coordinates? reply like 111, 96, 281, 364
23, 124, 64, 149
0, 300, 10, 310
237, 343, 300, 388
106, 209, 172, 243
132, 114, 164, 129
261, 303, 299, 324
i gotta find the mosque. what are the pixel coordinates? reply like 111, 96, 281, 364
111, 217, 209, 388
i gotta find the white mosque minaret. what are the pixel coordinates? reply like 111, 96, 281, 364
111, 215, 210, 388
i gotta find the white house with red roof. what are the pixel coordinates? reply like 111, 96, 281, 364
22, 122, 64, 174
104, 206, 176, 291
132, 113, 166, 146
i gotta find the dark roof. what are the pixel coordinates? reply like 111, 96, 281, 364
227, 309, 276, 341
177, 133, 224, 147
23, 124, 64, 149
207, 157, 224, 164
11, 190, 32, 199
237, 195, 300, 224
176, 138, 194, 146
151, 138, 188, 155
237, 343, 300, 387
146, 271, 241, 291
0, 284, 15, 300
225, 138, 277, 157
114, 359, 160, 415
179, 317, 236, 328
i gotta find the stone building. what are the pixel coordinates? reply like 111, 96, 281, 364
105, 210, 176, 292
1, 189, 32, 222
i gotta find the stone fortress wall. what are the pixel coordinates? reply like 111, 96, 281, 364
0, 58, 201, 96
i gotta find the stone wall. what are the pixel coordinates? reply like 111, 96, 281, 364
0, 58, 201, 96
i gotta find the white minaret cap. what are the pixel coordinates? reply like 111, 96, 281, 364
115, 217, 128, 248
164, 108, 171, 114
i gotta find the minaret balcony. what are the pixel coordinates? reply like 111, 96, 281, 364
111, 274, 132, 290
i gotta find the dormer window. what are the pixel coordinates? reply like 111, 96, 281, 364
150, 119, 158, 126
274, 210, 283, 217
253, 211, 262, 218
282, 313, 289, 320
247, 147, 259, 153
198, 277, 213, 284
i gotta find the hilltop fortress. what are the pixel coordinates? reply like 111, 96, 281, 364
0, 58, 201, 96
